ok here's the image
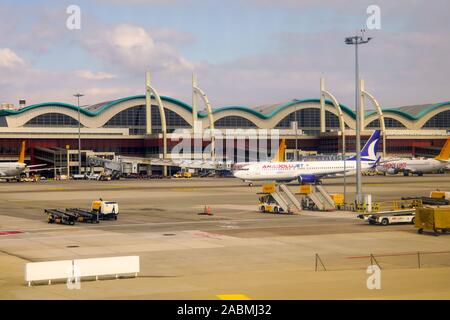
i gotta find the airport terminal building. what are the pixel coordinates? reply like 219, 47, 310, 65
0, 95, 449, 174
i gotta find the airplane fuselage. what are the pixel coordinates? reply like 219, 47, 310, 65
234, 159, 376, 182
0, 162, 26, 177
377, 159, 447, 174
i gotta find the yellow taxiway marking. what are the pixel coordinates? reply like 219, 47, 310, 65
217, 294, 251, 300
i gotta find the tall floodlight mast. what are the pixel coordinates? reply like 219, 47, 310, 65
345, 30, 372, 205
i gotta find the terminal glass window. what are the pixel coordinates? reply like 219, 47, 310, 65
151, 106, 190, 133
422, 110, 450, 128
214, 116, 257, 128
24, 113, 81, 127
104, 105, 190, 134
104, 105, 146, 127
275, 108, 323, 129
366, 118, 406, 129
325, 112, 340, 128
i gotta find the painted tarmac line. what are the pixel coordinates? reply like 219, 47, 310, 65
217, 294, 251, 300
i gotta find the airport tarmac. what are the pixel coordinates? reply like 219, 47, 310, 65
0, 175, 450, 299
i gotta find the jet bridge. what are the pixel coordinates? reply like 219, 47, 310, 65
88, 156, 123, 179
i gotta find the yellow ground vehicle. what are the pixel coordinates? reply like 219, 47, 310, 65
430, 191, 450, 200
20, 175, 40, 182
258, 194, 289, 214
330, 193, 344, 209
173, 171, 192, 178
415, 205, 450, 235
91, 200, 119, 220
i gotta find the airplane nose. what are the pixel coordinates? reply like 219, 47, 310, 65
233, 171, 244, 179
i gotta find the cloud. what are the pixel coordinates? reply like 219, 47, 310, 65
151, 28, 195, 46
0, 1, 449, 110
95, 0, 182, 4
85, 86, 136, 97
81, 24, 198, 75
75, 70, 117, 80
0, 48, 26, 68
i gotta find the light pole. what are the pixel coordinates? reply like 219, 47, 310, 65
294, 104, 298, 161
345, 31, 372, 205
74, 93, 84, 175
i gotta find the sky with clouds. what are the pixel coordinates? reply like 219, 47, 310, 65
0, 0, 449, 110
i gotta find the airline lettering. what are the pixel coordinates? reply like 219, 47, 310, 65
382, 162, 407, 169
262, 163, 303, 170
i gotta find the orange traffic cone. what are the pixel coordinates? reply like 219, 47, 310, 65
199, 205, 213, 216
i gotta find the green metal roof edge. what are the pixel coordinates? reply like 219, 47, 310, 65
0, 101, 90, 117
264, 99, 356, 119
0, 95, 194, 117
414, 101, 450, 119
380, 101, 450, 121
1, 95, 449, 122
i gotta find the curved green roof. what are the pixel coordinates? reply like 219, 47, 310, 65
382, 101, 450, 120
0, 95, 194, 117
1, 95, 449, 122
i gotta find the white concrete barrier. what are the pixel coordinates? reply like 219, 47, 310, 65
25, 260, 73, 286
25, 256, 140, 286
74, 256, 140, 279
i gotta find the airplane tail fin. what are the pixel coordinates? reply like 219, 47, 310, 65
272, 139, 286, 162
435, 138, 450, 161
18, 141, 26, 164
347, 130, 381, 161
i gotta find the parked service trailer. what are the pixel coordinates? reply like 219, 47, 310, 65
415, 205, 450, 236
367, 209, 416, 226
65, 208, 99, 223
45, 209, 77, 225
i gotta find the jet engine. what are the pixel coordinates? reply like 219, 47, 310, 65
297, 174, 318, 184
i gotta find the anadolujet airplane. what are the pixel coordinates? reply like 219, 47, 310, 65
233, 130, 381, 185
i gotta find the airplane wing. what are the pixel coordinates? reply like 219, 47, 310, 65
27, 167, 65, 172
148, 159, 226, 170
27, 164, 47, 168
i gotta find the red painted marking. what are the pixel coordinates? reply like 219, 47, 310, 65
0, 231, 24, 236
346, 250, 450, 259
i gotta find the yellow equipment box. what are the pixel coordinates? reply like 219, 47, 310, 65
262, 183, 276, 193
299, 185, 313, 194
430, 191, 450, 200
330, 193, 344, 206
415, 205, 450, 234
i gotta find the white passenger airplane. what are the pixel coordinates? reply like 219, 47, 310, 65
0, 141, 46, 180
376, 137, 450, 176
233, 130, 381, 185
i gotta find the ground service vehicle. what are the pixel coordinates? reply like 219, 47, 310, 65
415, 205, 450, 235
173, 172, 192, 178
368, 210, 415, 226
258, 194, 289, 214
91, 200, 119, 220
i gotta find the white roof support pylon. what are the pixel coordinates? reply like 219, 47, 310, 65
145, 71, 168, 176
320, 78, 346, 150
192, 73, 198, 129
319, 78, 326, 133
360, 79, 386, 158
145, 71, 152, 135
192, 73, 215, 161
320, 77, 347, 203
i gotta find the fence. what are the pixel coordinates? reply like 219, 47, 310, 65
314, 251, 450, 271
